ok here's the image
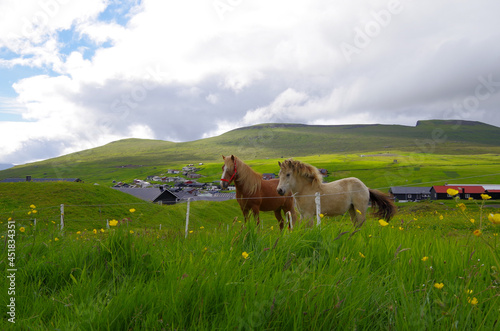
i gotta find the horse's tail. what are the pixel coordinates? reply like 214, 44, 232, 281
369, 189, 397, 222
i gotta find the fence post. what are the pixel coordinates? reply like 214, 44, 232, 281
185, 198, 191, 238
60, 204, 64, 230
315, 192, 321, 226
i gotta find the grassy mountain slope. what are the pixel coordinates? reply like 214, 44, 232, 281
1, 120, 500, 184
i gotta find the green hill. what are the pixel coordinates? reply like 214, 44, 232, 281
1, 120, 500, 184
0, 182, 243, 232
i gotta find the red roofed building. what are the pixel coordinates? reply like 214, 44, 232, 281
486, 189, 500, 199
462, 186, 487, 200
430, 185, 486, 200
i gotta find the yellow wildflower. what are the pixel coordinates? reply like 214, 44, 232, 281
473, 229, 482, 237
242, 251, 249, 259
129, 208, 136, 213
466, 289, 473, 294
8, 217, 12, 221
468, 297, 478, 305
189, 230, 193, 233
421, 256, 429, 262
359, 252, 366, 258
76, 231, 81, 234
93, 229, 97, 234
54, 238, 59, 241
129, 230, 134, 234
399, 227, 404, 231
270, 226, 274, 231
447, 188, 459, 196
19, 227, 25, 233
200, 226, 204, 229
434, 283, 444, 290
439, 215, 444, 220
32, 210, 37, 214
457, 203, 466, 212
481, 194, 491, 200
470, 219, 475, 224
109, 219, 118, 227
100, 228, 105, 233
488, 213, 500, 225
356, 209, 362, 215
468, 197, 473, 200
30, 204, 36, 209
378, 219, 389, 227
320, 213, 324, 218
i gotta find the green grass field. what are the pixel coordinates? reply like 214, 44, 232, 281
2, 121, 500, 329
1, 182, 500, 330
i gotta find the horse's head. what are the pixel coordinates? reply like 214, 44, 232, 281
276, 159, 297, 196
220, 155, 237, 189
277, 159, 321, 195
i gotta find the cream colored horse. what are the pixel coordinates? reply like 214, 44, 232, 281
276, 159, 396, 227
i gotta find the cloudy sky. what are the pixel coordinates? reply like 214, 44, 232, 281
1, 0, 500, 165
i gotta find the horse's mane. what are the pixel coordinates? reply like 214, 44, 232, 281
233, 156, 262, 195
281, 159, 323, 186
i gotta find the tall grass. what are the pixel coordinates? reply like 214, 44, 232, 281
2, 204, 499, 330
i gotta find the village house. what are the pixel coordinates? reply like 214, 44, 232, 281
389, 187, 431, 202
182, 166, 198, 173
114, 186, 179, 205
430, 185, 487, 200
318, 168, 328, 177
389, 184, 500, 201
133, 179, 151, 188
146, 175, 163, 182
262, 173, 276, 180
445, 184, 500, 200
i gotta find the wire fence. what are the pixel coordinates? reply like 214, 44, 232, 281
2, 172, 499, 237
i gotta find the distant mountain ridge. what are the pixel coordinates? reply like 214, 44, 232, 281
1, 120, 500, 183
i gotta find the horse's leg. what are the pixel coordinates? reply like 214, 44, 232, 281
242, 208, 250, 223
251, 205, 261, 227
274, 209, 285, 230
349, 204, 366, 228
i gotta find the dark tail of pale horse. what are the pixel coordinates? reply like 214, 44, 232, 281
369, 189, 397, 221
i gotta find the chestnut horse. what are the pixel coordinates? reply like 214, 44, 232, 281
277, 159, 396, 227
221, 155, 296, 229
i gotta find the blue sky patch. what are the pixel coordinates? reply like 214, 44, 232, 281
98, 0, 140, 27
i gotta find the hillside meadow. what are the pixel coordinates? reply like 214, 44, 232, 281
2, 151, 500, 189
1, 181, 500, 329
2, 134, 500, 329
2, 119, 500, 185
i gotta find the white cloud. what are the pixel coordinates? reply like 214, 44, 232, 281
2, 0, 500, 164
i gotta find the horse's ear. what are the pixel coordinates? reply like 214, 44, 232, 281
278, 161, 281, 167
222, 155, 225, 160
231, 155, 235, 161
